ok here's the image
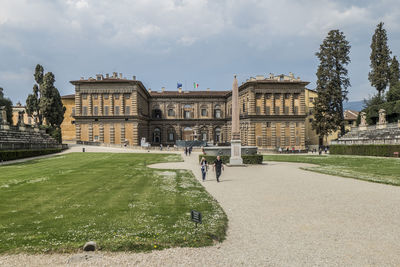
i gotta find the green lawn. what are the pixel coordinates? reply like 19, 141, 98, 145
263, 154, 400, 185
0, 153, 227, 253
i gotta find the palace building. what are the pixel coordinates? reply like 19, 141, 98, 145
61, 72, 310, 149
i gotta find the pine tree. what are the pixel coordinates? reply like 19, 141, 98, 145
387, 55, 400, 102
369, 22, 391, 99
312, 29, 351, 142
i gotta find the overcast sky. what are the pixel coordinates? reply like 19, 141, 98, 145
1, 0, 399, 104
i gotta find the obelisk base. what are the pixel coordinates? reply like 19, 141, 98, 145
230, 139, 243, 165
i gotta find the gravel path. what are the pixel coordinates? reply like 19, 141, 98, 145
1, 147, 400, 266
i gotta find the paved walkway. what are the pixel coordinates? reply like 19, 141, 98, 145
1, 146, 400, 266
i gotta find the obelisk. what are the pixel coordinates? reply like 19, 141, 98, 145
230, 75, 243, 165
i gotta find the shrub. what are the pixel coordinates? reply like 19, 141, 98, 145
198, 154, 263, 164
0, 148, 62, 162
330, 144, 400, 157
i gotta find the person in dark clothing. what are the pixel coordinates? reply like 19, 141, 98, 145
213, 155, 224, 182
200, 157, 208, 182
184, 147, 188, 156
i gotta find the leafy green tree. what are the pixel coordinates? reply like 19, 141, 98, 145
387, 55, 400, 102
0, 87, 13, 124
312, 29, 351, 143
39, 72, 65, 127
369, 22, 391, 98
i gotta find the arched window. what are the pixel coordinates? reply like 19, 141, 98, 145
153, 128, 161, 143
152, 109, 162, 118
183, 104, 192, 119
168, 109, 175, 116
167, 127, 175, 141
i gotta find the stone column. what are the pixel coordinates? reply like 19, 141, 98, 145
88, 94, 93, 116
292, 124, 296, 147
76, 123, 81, 141
110, 95, 114, 115
132, 122, 138, 145
99, 123, 104, 142
88, 123, 93, 141
110, 124, 115, 144
131, 92, 137, 116
230, 75, 243, 165
261, 94, 265, 114
300, 91, 306, 115
280, 123, 285, 148
75, 92, 82, 116
271, 122, 276, 148
289, 94, 294, 115
300, 122, 305, 149
271, 94, 275, 115
121, 123, 125, 144
99, 94, 104, 115
121, 94, 125, 115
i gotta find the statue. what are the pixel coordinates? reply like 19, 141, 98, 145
360, 112, 367, 126
378, 109, 386, 125
17, 110, 25, 127
0, 106, 7, 125
32, 111, 38, 127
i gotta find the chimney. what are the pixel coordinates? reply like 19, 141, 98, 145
178, 87, 182, 93
161, 87, 165, 92
112, 72, 117, 78
105, 73, 109, 78
148, 88, 152, 93
132, 75, 136, 80
96, 74, 103, 81
80, 77, 84, 80
207, 88, 210, 92
119, 73, 123, 79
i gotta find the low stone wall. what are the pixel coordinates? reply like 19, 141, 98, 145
204, 146, 258, 156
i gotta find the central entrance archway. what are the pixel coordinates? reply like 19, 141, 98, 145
182, 127, 194, 141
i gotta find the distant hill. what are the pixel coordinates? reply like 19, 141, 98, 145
343, 100, 365, 112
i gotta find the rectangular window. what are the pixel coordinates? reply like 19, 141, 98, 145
114, 94, 120, 100
125, 106, 130, 115
104, 106, 109, 116
265, 94, 271, 99
285, 93, 290, 99
309, 97, 314, 102
82, 94, 87, 100
265, 106, 270, 115
256, 106, 261, 114
294, 106, 299, 115
104, 94, 109, 100
275, 107, 280, 115
124, 94, 130, 99
169, 133, 174, 141
115, 106, 120, 115
309, 118, 313, 123
294, 93, 299, 99
266, 122, 271, 128
185, 111, 191, 119
201, 109, 207, 116
82, 106, 88, 116
94, 135, 99, 141
93, 94, 98, 100
284, 106, 289, 114
215, 110, 221, 118
93, 106, 98, 116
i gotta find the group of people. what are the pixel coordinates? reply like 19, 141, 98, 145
199, 155, 224, 182
184, 146, 193, 156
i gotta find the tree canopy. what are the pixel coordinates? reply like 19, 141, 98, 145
312, 29, 351, 143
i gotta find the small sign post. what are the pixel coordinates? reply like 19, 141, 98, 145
191, 210, 202, 228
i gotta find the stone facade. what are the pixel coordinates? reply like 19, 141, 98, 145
63, 73, 310, 149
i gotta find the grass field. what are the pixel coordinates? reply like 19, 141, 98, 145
0, 153, 227, 253
263, 154, 400, 186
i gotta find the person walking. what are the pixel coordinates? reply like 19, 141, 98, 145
200, 157, 208, 182
213, 155, 224, 182
184, 147, 188, 156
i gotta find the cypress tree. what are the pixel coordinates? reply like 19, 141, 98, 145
26, 65, 44, 125
369, 22, 391, 99
312, 29, 351, 143
387, 56, 400, 102
0, 87, 13, 124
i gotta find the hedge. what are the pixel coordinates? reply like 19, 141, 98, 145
0, 148, 62, 162
198, 154, 263, 164
330, 144, 400, 157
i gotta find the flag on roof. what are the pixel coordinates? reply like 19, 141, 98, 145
193, 82, 199, 89
177, 82, 182, 88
